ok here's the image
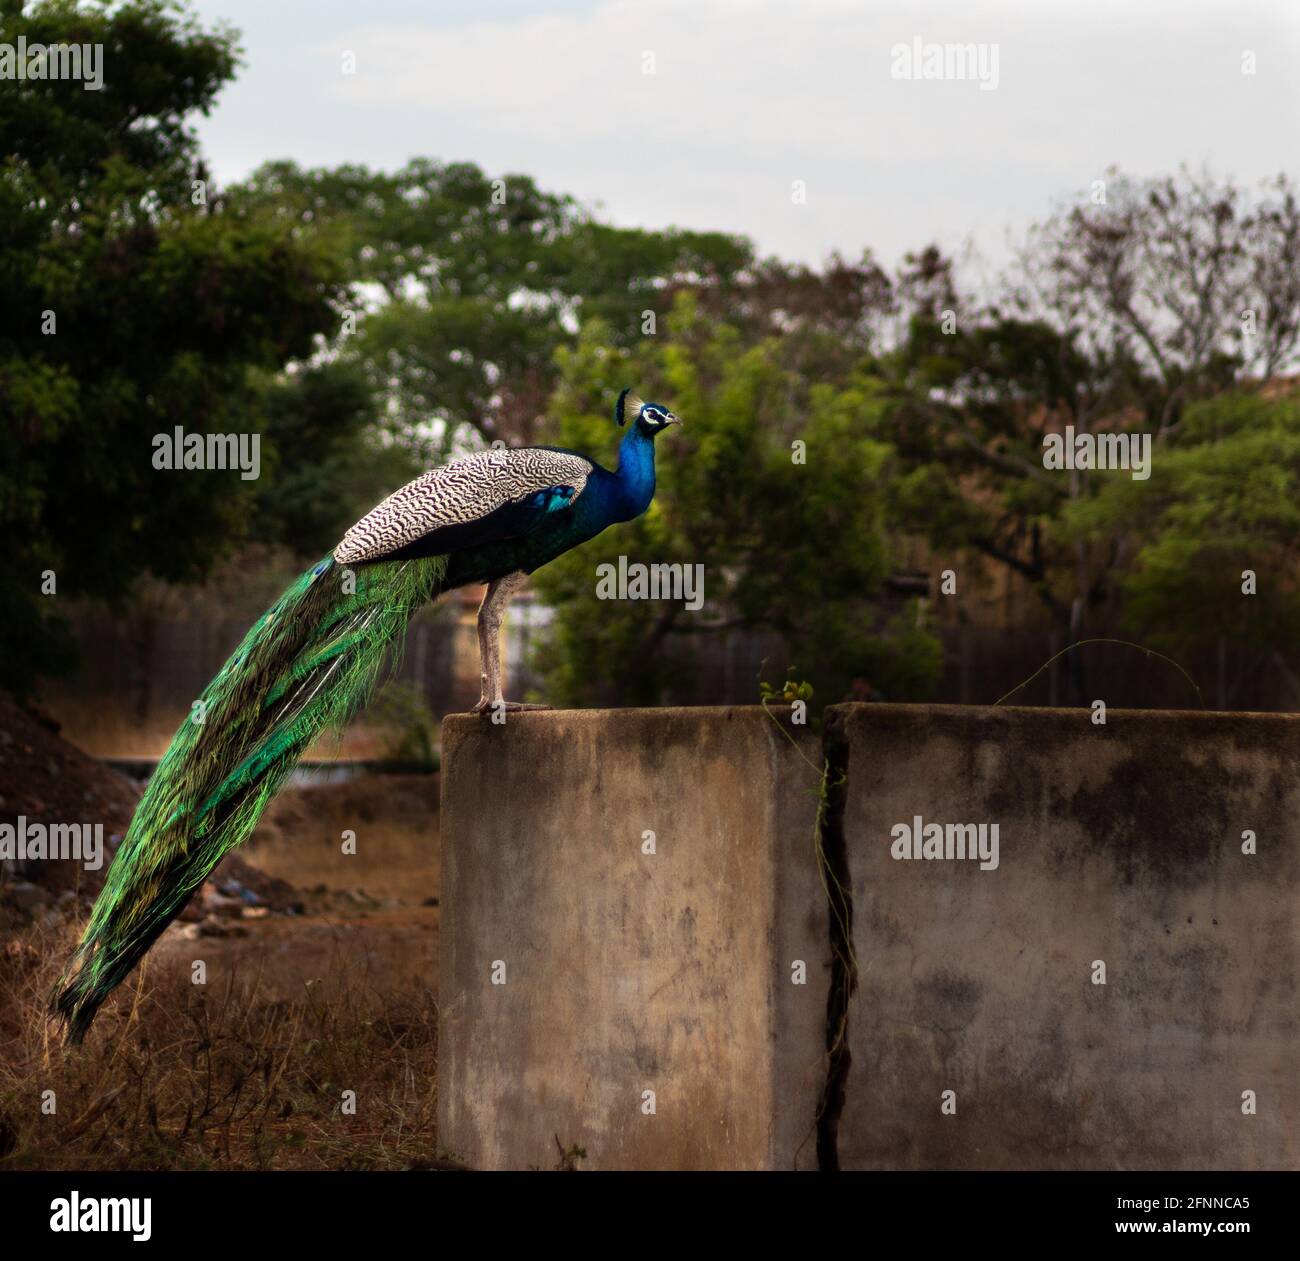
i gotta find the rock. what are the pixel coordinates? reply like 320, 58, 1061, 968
203, 892, 246, 919
217, 877, 255, 901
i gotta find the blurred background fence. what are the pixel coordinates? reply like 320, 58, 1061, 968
42, 599, 1300, 759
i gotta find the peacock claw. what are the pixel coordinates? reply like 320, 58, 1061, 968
472, 699, 552, 716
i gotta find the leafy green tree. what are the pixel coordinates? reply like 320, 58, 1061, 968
229, 158, 755, 454
0, 0, 347, 696
247, 360, 419, 558
1064, 390, 1300, 656
531, 295, 941, 710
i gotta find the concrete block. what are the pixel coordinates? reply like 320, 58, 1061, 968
438, 706, 826, 1170
827, 703, 1300, 1170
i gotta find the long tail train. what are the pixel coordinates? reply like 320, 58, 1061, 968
52, 553, 446, 1043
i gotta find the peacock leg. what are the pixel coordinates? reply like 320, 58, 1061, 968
472, 571, 550, 715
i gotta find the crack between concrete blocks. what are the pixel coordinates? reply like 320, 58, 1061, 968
815, 714, 856, 1171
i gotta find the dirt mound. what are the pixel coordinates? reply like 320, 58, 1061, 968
0, 696, 140, 899
0, 694, 303, 919
0, 696, 142, 837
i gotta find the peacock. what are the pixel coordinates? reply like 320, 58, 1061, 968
53, 388, 680, 1042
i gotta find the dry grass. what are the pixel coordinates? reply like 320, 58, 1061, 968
248, 775, 440, 905
0, 917, 443, 1171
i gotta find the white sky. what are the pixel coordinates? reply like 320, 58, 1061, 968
189, 0, 1300, 271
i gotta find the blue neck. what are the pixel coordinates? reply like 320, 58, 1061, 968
612, 424, 656, 520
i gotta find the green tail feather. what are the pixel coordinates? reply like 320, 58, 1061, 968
52, 553, 447, 1043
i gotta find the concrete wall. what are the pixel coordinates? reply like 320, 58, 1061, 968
438, 707, 827, 1170
829, 704, 1299, 1171
439, 704, 1299, 1170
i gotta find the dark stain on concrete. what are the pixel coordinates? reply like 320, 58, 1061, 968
1059, 748, 1245, 887
915, 969, 984, 1028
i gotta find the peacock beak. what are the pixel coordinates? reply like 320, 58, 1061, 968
664, 413, 682, 426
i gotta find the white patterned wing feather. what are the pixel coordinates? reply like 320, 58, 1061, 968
334, 447, 593, 564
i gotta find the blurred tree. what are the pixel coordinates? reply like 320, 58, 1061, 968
1018, 168, 1300, 430
530, 295, 941, 710
881, 295, 1138, 698
246, 359, 419, 557
1063, 390, 1300, 660
230, 159, 755, 453
0, 0, 347, 697
693, 249, 898, 389
878, 170, 1300, 700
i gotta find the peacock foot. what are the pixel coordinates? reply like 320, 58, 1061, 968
472, 698, 553, 716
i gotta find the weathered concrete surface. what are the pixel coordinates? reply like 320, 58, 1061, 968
438, 707, 826, 1170
829, 704, 1299, 1170
440, 703, 1299, 1170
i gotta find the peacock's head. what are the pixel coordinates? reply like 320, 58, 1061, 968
615, 387, 681, 436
